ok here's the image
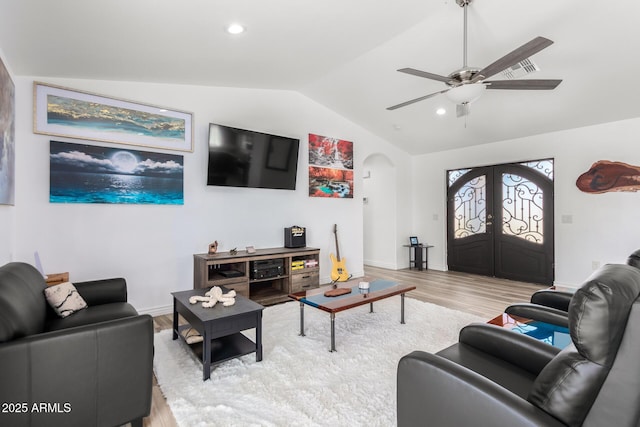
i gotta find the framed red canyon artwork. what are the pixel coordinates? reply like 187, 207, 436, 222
308, 133, 353, 198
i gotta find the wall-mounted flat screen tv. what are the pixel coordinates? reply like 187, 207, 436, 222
207, 123, 300, 190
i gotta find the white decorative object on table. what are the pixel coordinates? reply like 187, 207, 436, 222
189, 286, 236, 308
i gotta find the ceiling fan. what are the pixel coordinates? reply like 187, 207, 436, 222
387, 0, 562, 117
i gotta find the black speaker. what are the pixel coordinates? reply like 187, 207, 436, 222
284, 226, 306, 248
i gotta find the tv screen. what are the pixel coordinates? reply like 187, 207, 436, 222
207, 123, 300, 190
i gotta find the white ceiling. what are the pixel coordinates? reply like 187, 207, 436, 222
1, 0, 638, 154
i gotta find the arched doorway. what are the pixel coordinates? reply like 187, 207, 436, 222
363, 153, 396, 268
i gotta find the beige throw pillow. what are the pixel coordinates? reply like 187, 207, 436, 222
44, 282, 88, 318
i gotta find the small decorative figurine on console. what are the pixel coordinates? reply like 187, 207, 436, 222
208, 241, 218, 254
189, 286, 236, 308
230, 247, 238, 255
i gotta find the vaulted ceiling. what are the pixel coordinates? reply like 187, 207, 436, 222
1, 0, 638, 154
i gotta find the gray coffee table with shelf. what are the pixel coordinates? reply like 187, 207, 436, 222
172, 287, 264, 380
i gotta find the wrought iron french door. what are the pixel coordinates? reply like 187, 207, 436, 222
447, 160, 554, 285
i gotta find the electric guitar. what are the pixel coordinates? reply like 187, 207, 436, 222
330, 224, 350, 282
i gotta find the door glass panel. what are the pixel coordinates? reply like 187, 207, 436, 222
448, 168, 471, 187
453, 175, 486, 238
502, 173, 544, 243
520, 159, 554, 180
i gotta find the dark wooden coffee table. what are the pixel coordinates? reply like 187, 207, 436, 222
289, 278, 416, 352
172, 287, 264, 380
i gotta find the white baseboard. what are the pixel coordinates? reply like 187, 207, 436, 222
551, 281, 580, 289
139, 304, 173, 317
363, 259, 397, 270
427, 263, 446, 272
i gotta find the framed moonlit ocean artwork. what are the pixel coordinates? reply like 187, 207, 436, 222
49, 141, 184, 205
34, 82, 194, 152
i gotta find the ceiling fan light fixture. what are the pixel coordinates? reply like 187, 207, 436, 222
386, 0, 561, 114
445, 83, 486, 104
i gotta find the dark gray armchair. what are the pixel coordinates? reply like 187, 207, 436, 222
0, 262, 153, 427
505, 288, 572, 327
506, 249, 640, 328
397, 264, 640, 427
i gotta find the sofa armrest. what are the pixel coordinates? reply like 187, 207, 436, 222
0, 315, 153, 427
531, 289, 573, 312
397, 351, 565, 427
74, 278, 127, 305
458, 323, 560, 376
506, 303, 569, 328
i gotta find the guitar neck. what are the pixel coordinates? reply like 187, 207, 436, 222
334, 227, 341, 261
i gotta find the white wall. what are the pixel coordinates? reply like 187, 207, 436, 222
0, 204, 12, 264
0, 47, 14, 265
363, 153, 397, 268
9, 64, 635, 311
11, 76, 412, 314
412, 117, 640, 286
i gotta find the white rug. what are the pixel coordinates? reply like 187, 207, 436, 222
153, 298, 484, 427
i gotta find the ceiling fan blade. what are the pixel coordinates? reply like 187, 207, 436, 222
484, 79, 562, 90
398, 68, 452, 83
386, 89, 450, 110
456, 103, 470, 118
471, 37, 555, 83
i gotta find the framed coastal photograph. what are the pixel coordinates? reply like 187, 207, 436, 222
34, 82, 193, 152
0, 55, 15, 205
50, 140, 184, 205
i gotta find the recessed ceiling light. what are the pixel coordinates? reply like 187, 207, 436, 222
226, 24, 245, 35
436, 108, 447, 116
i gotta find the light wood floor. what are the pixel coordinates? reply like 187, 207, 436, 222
143, 266, 543, 427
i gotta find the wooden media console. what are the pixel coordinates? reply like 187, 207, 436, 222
194, 247, 320, 306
